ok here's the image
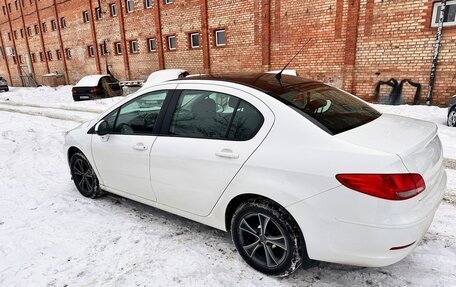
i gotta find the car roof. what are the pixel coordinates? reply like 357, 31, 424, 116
75, 75, 109, 87
177, 72, 321, 97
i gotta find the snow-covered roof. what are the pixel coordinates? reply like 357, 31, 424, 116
75, 75, 108, 87
138, 69, 188, 91
267, 70, 297, 76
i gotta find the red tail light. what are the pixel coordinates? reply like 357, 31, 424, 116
72, 88, 76, 94
335, 173, 426, 200
90, 87, 101, 93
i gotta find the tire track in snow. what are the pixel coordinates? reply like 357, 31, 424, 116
0, 100, 105, 113
0, 103, 99, 123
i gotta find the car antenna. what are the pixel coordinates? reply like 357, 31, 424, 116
275, 38, 312, 82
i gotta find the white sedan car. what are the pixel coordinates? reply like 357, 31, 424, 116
64, 73, 446, 276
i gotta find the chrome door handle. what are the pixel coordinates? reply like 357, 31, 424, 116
215, 149, 239, 159
133, 143, 147, 151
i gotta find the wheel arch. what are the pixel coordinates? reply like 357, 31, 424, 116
224, 193, 313, 268
67, 146, 83, 165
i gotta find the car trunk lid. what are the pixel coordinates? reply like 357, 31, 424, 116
336, 113, 444, 198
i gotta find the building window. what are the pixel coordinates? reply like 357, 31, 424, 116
14, 0, 18, 10
60, 17, 66, 28
215, 29, 226, 46
12, 56, 16, 64
148, 38, 156, 52
95, 7, 102, 20
27, 27, 32, 37
34, 24, 39, 34
0, 47, 3, 58
144, 0, 152, 8
7, 32, 11, 41
19, 55, 23, 64
432, 0, 456, 27
51, 20, 57, 31
7, 3, 11, 13
47, 51, 52, 61
88, 45, 94, 57
167, 35, 176, 50
20, 29, 23, 38
115, 42, 122, 54
42, 22, 47, 32
21, 0, 25, 8
2, 6, 5, 15
100, 43, 108, 55
83, 11, 89, 23
56, 49, 62, 60
31, 53, 36, 62
130, 40, 138, 53
189, 32, 199, 48
164, 0, 172, 4
66, 48, 72, 59
39, 51, 44, 61
13, 30, 17, 40
126, 0, 133, 13
110, 3, 117, 16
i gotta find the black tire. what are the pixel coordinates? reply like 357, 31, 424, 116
448, 107, 456, 127
231, 199, 303, 277
70, 152, 104, 198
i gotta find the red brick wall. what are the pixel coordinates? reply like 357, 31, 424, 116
0, 0, 454, 105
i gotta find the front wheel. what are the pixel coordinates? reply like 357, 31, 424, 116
70, 152, 104, 198
448, 107, 456, 127
231, 199, 302, 276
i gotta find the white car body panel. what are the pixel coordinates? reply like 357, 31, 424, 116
64, 75, 446, 268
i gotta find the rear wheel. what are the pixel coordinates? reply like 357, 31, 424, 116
70, 152, 104, 198
231, 199, 302, 276
448, 107, 456, 127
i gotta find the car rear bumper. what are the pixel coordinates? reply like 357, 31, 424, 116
287, 168, 446, 267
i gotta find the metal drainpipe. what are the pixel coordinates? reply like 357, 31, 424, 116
35, 0, 50, 74
4, 0, 22, 86
426, 0, 447, 105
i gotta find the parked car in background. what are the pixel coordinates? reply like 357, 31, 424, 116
138, 69, 189, 92
72, 75, 122, 101
0, 76, 9, 92
64, 73, 446, 276
447, 95, 456, 127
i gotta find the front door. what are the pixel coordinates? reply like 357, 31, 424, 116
91, 88, 173, 201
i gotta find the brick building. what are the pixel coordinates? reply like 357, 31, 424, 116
0, 0, 455, 105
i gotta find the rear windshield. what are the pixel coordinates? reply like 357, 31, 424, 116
273, 81, 380, 135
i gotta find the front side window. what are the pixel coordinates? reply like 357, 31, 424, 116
169, 90, 263, 140
432, 0, 456, 27
112, 90, 168, 135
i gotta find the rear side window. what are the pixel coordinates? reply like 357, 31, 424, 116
276, 82, 380, 135
169, 90, 263, 140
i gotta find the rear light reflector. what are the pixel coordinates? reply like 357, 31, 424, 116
390, 241, 416, 251
335, 173, 426, 200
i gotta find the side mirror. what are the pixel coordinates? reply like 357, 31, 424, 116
95, 120, 111, 136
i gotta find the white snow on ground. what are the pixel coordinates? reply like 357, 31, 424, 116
0, 86, 455, 286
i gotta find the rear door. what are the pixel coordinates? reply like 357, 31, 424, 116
91, 84, 177, 201
150, 83, 274, 216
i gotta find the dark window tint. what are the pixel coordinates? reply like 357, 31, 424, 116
113, 91, 168, 135
169, 90, 263, 140
104, 108, 119, 129
271, 78, 380, 135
